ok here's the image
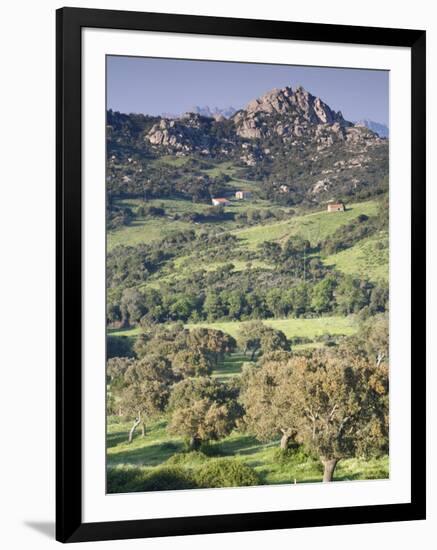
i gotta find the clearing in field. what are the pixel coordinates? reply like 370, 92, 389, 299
185, 316, 358, 340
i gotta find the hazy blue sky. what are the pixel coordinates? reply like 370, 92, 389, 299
107, 56, 389, 125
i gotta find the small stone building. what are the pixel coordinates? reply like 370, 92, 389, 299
211, 198, 231, 207
235, 190, 252, 200
327, 202, 345, 212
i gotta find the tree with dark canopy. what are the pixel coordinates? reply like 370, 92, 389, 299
168, 377, 241, 450
241, 349, 388, 481
238, 321, 290, 360
120, 355, 175, 442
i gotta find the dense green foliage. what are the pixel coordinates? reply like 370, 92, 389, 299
107, 464, 198, 493
105, 95, 390, 492
106, 199, 388, 327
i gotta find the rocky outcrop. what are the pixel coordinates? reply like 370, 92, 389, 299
132, 84, 387, 201
232, 86, 351, 140
145, 114, 215, 153
145, 85, 383, 156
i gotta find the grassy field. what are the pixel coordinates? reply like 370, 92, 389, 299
109, 193, 379, 257
106, 193, 388, 491
232, 200, 379, 249
107, 338, 388, 489
200, 160, 264, 193
151, 155, 193, 167
108, 315, 358, 340
323, 230, 389, 282
211, 352, 251, 382
108, 217, 194, 250
107, 415, 389, 486
186, 316, 358, 340
108, 196, 291, 250
115, 197, 212, 215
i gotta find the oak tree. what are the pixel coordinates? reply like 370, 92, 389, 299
242, 349, 388, 481
168, 377, 241, 450
238, 321, 290, 360
121, 355, 175, 442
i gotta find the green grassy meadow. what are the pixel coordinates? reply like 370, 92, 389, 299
108, 315, 358, 341
232, 200, 379, 249
108, 196, 387, 286
107, 415, 389, 487
107, 341, 389, 488
324, 230, 389, 282
107, 182, 389, 491
108, 217, 193, 250
186, 316, 358, 340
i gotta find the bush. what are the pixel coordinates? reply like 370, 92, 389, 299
272, 445, 324, 473
195, 458, 260, 488
289, 336, 313, 345
272, 444, 310, 464
165, 450, 208, 467
107, 335, 134, 358
199, 442, 224, 457
107, 465, 198, 493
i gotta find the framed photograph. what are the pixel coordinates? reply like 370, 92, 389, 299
56, 7, 426, 543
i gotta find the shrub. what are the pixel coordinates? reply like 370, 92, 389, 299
195, 458, 260, 488
107, 335, 134, 358
272, 446, 324, 474
165, 450, 208, 467
289, 336, 313, 345
272, 444, 312, 464
107, 465, 198, 493
199, 442, 224, 457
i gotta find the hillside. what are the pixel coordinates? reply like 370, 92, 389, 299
107, 84, 388, 209
105, 81, 390, 493
107, 195, 388, 347
107, 198, 386, 284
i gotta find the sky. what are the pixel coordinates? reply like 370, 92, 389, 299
107, 56, 389, 126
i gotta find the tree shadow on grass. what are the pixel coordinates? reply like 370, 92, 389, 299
215, 435, 277, 457
107, 430, 130, 448
213, 353, 253, 379
107, 419, 168, 449
108, 440, 184, 467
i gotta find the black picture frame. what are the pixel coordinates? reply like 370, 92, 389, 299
56, 6, 426, 543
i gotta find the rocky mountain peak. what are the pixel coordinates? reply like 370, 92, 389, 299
143, 83, 383, 163
232, 85, 350, 140
239, 85, 345, 123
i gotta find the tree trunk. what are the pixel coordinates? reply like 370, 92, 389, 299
128, 416, 141, 443
189, 436, 201, 451
322, 458, 339, 482
141, 422, 146, 438
280, 433, 291, 450
250, 346, 259, 361
280, 428, 297, 450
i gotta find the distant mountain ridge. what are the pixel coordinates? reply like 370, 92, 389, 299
107, 84, 389, 205
161, 105, 237, 120
188, 105, 237, 119
355, 120, 389, 138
